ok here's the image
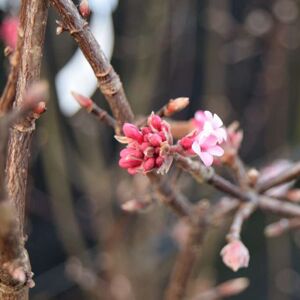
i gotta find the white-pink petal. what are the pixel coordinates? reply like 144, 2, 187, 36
215, 127, 227, 143
208, 145, 224, 156
199, 151, 214, 167
212, 113, 223, 128
204, 110, 213, 120
201, 134, 218, 148
191, 141, 201, 156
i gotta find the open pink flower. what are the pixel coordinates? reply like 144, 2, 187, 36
179, 110, 227, 166
116, 113, 173, 175
194, 110, 227, 143
220, 240, 250, 272
0, 17, 19, 49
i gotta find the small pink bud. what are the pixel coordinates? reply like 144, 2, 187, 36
79, 0, 90, 18
143, 158, 156, 171
121, 199, 150, 212
148, 133, 162, 147
164, 97, 189, 117
122, 123, 143, 143
33, 101, 47, 115
179, 136, 194, 149
141, 127, 151, 135
155, 157, 164, 167
220, 240, 250, 272
148, 114, 162, 130
119, 158, 142, 169
120, 148, 143, 159
159, 131, 167, 141
71, 91, 93, 110
140, 142, 151, 151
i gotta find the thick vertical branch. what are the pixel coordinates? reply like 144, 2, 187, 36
6, 0, 48, 231
2, 0, 49, 299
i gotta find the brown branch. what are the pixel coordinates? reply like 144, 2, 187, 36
2, 0, 49, 298
174, 154, 249, 201
226, 202, 257, 241
148, 173, 195, 219
264, 217, 300, 237
190, 278, 249, 300
257, 161, 300, 193
50, 0, 134, 130
174, 155, 300, 218
164, 206, 207, 300
228, 156, 249, 190
71, 91, 117, 130
0, 86, 46, 201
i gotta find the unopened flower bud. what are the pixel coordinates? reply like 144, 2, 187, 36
119, 157, 142, 169
33, 101, 47, 115
220, 240, 250, 272
71, 91, 93, 110
121, 199, 150, 213
122, 123, 143, 143
164, 97, 189, 117
79, 0, 90, 18
179, 136, 194, 150
149, 113, 162, 131
143, 157, 156, 171
120, 148, 143, 159
148, 133, 162, 147
155, 157, 164, 167
247, 168, 259, 186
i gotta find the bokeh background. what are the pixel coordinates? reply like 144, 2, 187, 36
1, 0, 300, 299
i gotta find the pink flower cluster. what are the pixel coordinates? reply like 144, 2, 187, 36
179, 110, 227, 166
0, 17, 19, 49
116, 114, 173, 175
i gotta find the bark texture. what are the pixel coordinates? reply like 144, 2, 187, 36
1, 0, 49, 299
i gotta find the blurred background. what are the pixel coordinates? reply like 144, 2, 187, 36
1, 0, 300, 299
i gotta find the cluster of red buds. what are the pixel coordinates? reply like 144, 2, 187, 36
116, 113, 173, 175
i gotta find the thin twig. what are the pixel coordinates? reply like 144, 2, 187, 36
190, 278, 249, 300
265, 218, 300, 237
227, 202, 257, 241
71, 91, 117, 130
257, 162, 300, 193
174, 155, 300, 218
229, 156, 249, 190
